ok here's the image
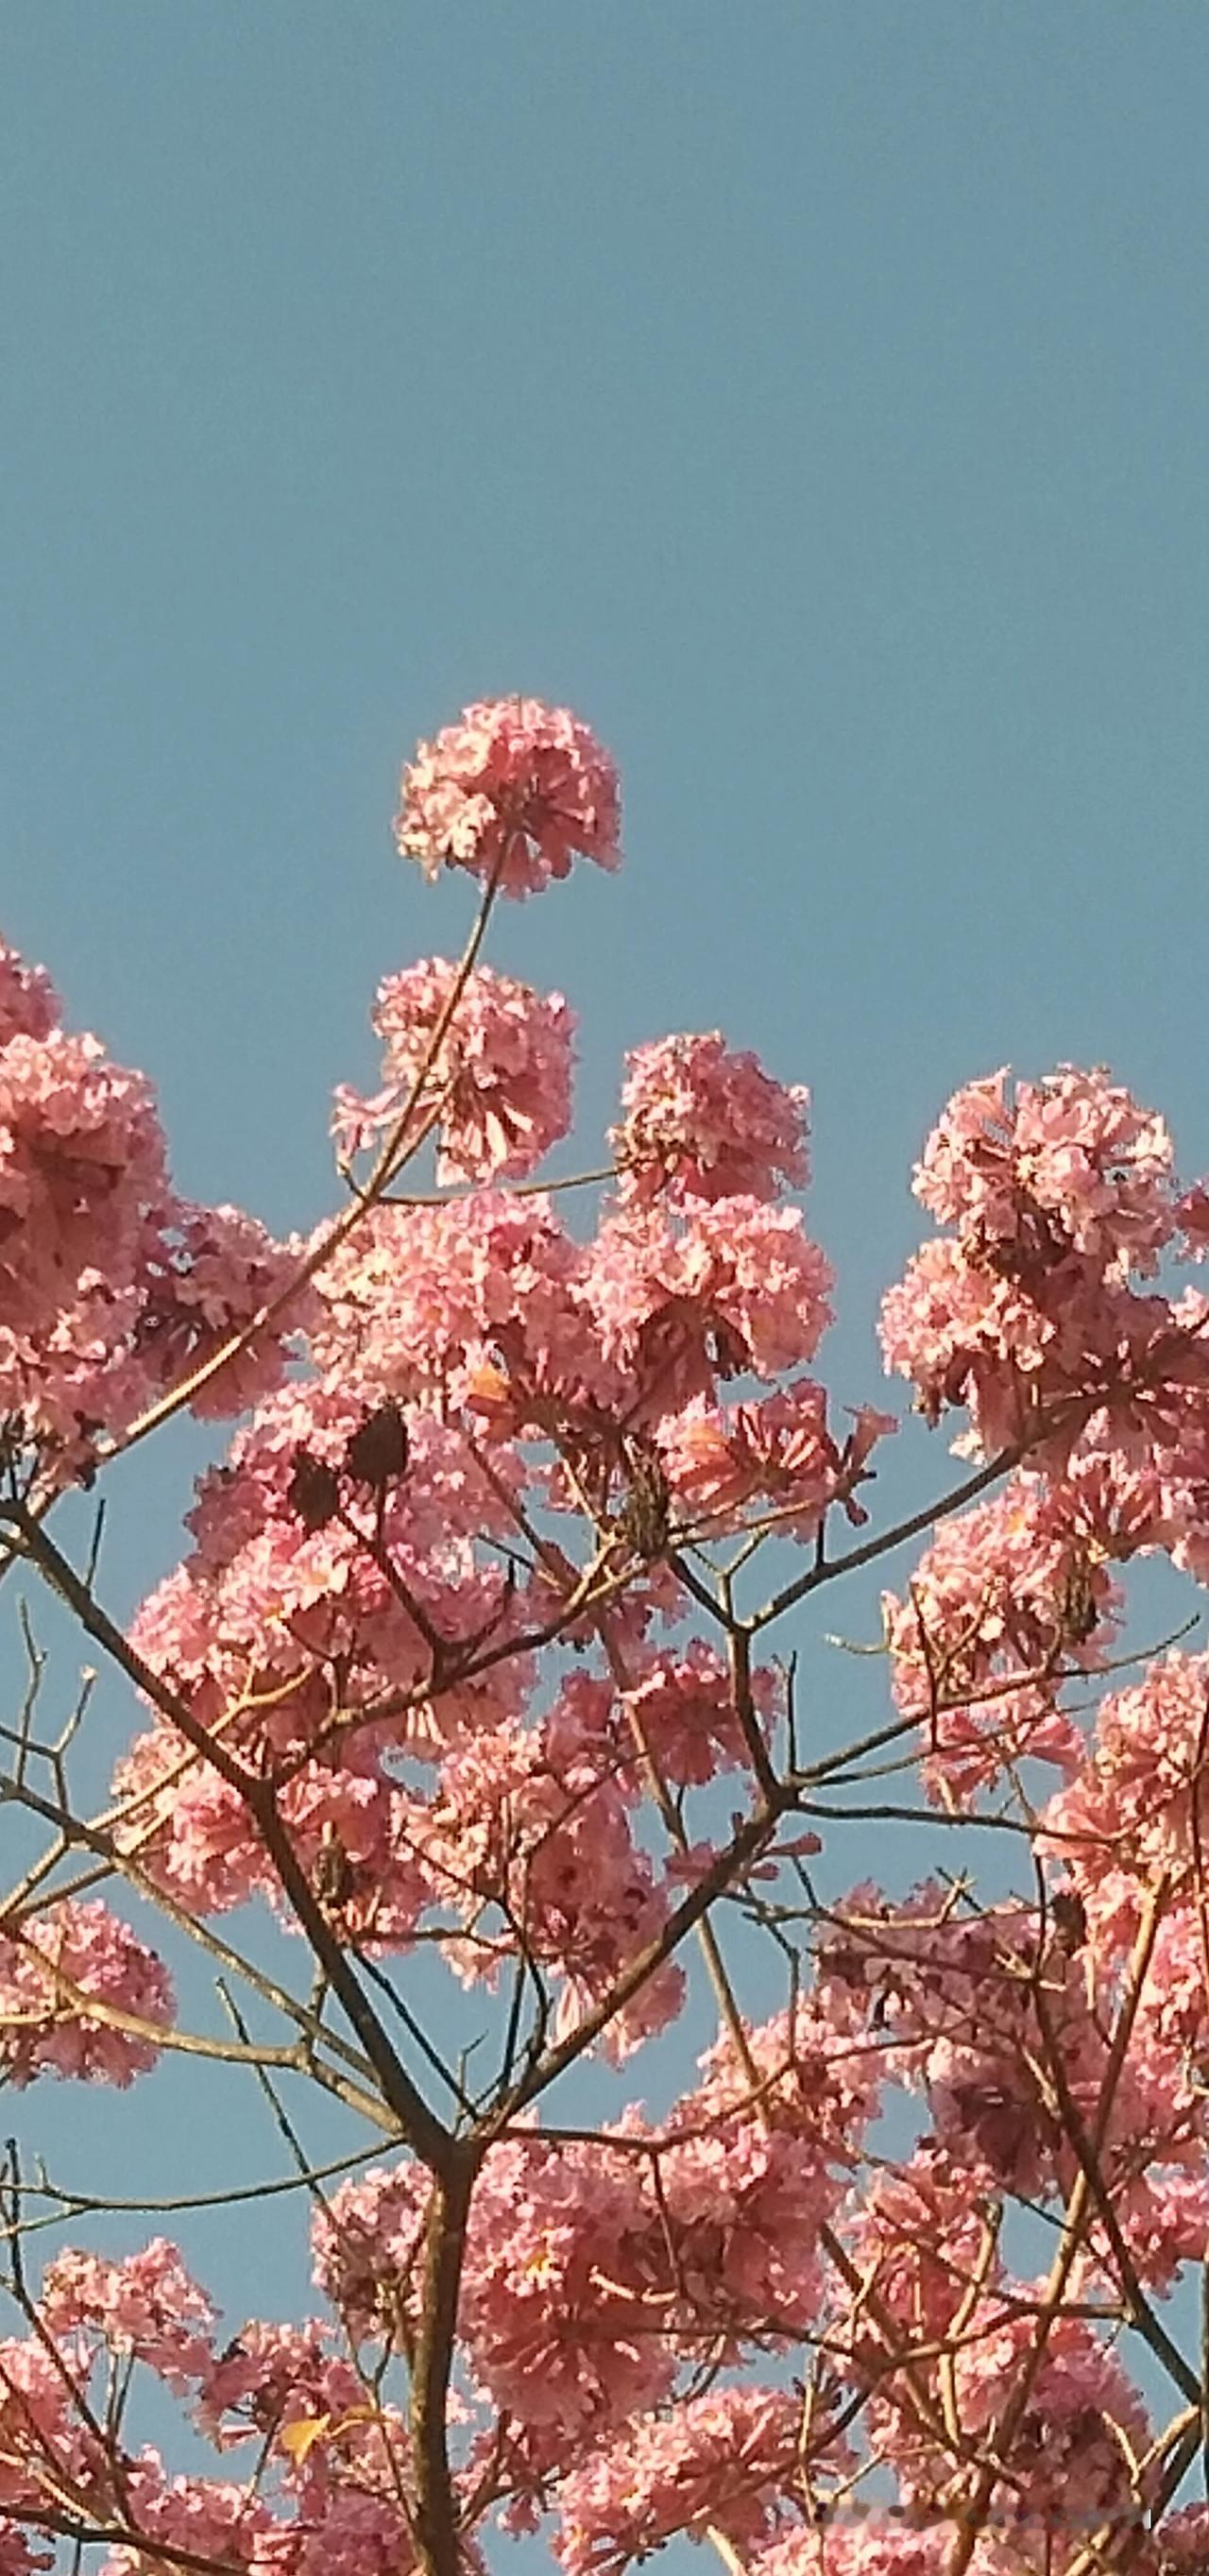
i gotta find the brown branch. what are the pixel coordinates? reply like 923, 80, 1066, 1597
943, 1874, 1170, 2576
0, 1505, 451, 2171
750, 1442, 1025, 1630
0, 1766, 393, 2122
16, 2503, 256, 2576
483, 1793, 788, 2134
410, 2143, 478, 2576
1027, 1895, 1200, 2409
7, 2144, 383, 2230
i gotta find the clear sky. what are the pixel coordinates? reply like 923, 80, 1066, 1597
5, 6, 1209, 1286
2, 0, 1209, 2424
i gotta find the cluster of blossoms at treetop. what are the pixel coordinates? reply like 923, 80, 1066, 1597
4, 696, 1209, 2576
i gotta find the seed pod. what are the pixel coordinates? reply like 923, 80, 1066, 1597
1060, 1558, 1099, 1646
1050, 1887, 1088, 1953
286, 1448, 341, 1531
619, 1437, 671, 1558
314, 1825, 355, 1911
345, 1400, 410, 1489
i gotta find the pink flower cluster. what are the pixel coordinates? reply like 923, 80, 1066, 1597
394, 697, 621, 898
1041, 1647, 1209, 1902
881, 1475, 1121, 1804
823, 1876, 1209, 2288
0, 2527, 50, 2576
659, 1379, 894, 1540
412, 1676, 687, 2061
312, 1183, 837, 1466
0, 935, 304, 1464
752, 2536, 954, 2576
111, 1380, 530, 1923
611, 1032, 809, 1205
0, 1900, 173, 2086
39, 2241, 215, 2390
880, 1063, 1209, 1461
622, 1641, 772, 1784
333, 958, 576, 1186
311, 1189, 602, 1413
0, 940, 58, 1045
312, 2010, 871, 2482
553, 2383, 809, 2573
586, 1199, 834, 1421
135, 1198, 313, 1422
914, 1066, 1175, 1274
465, 2119, 837, 2453
0, 2238, 425, 2576
0, 2335, 105, 2544
0, 1015, 165, 1449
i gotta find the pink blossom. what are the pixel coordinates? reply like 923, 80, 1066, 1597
1040, 1648, 1209, 1900
692, 1996, 881, 2163
880, 1066, 1209, 1468
0, 1029, 166, 1295
912, 2300, 1151, 2534
112, 1722, 433, 1937
39, 2242, 214, 2389
135, 1199, 312, 1420
0, 948, 309, 1464
843, 2146, 1005, 2344
553, 2384, 810, 2573
311, 1191, 607, 1414
333, 958, 576, 1186
914, 1065, 1176, 1278
196, 2319, 344, 2445
1153, 2506, 1209, 2572
883, 1476, 1117, 1804
100, 2459, 282, 2576
460, 2136, 676, 2446
413, 1695, 686, 2058
819, 1884, 1073, 2198
622, 1640, 774, 1784
284, 2488, 418, 2576
611, 1032, 809, 1205
456, 2104, 843, 2463
584, 1198, 833, 1422
0, 2337, 95, 2519
820, 1876, 1209, 2285
0, 2524, 52, 2576
395, 697, 621, 898
751, 2527, 954, 2575
659, 1379, 894, 1538
0, 939, 59, 1046
879, 1233, 1058, 1434
1177, 1181, 1209, 1259
114, 1378, 533, 1918
0, 1901, 173, 2086
0, 1021, 167, 1452
312, 2160, 433, 2345
879, 1228, 1205, 1464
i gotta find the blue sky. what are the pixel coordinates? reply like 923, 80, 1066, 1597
3, 0, 1209, 2433
5, 4, 1208, 1296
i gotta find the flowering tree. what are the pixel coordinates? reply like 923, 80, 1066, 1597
3, 696, 1209, 2576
